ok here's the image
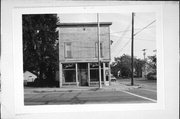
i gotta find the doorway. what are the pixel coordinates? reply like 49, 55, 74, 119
78, 63, 88, 86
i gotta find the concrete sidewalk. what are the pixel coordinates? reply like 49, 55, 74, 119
24, 82, 141, 94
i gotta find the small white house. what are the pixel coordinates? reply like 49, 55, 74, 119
24, 71, 37, 85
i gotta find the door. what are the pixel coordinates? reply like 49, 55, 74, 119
78, 63, 88, 86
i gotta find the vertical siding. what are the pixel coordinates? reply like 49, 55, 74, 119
59, 25, 110, 62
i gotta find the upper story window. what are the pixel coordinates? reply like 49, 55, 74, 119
64, 42, 72, 58
95, 42, 103, 58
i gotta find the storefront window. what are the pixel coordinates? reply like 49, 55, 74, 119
90, 69, 99, 81
63, 63, 76, 82
90, 63, 103, 82
105, 62, 109, 67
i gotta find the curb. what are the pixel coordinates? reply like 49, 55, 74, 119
24, 83, 142, 94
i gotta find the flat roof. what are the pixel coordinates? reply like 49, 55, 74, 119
57, 22, 112, 27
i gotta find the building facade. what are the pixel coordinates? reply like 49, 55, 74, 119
58, 22, 112, 87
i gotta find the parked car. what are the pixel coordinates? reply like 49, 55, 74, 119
110, 74, 116, 82
147, 72, 157, 80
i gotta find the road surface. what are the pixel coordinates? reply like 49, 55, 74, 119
24, 78, 157, 105
25, 90, 156, 105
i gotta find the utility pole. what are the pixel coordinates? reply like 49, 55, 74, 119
153, 49, 157, 54
97, 13, 102, 88
142, 49, 147, 78
142, 49, 147, 60
131, 12, 134, 86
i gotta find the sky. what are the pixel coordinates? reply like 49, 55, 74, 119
58, 13, 156, 62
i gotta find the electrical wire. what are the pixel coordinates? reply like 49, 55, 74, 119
134, 20, 156, 36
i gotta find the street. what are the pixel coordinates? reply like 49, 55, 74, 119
24, 78, 157, 105
25, 90, 155, 105
118, 78, 157, 100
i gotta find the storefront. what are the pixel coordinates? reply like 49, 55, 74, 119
59, 62, 110, 87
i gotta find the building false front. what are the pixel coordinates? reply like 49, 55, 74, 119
58, 22, 112, 87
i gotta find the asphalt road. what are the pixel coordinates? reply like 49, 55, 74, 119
24, 78, 157, 105
25, 90, 155, 105
118, 78, 157, 100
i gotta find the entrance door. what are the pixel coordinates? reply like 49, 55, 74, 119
78, 63, 88, 86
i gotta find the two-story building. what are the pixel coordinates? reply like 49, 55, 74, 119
57, 22, 112, 87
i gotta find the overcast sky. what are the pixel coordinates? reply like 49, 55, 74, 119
58, 13, 156, 62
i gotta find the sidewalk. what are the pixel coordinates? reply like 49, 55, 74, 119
117, 78, 157, 90
24, 81, 141, 94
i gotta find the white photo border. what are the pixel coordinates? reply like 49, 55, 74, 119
12, 5, 165, 115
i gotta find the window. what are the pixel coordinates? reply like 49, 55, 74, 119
63, 63, 76, 82
64, 42, 72, 58
90, 63, 104, 82
95, 42, 103, 58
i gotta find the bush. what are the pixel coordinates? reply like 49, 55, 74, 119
32, 78, 59, 87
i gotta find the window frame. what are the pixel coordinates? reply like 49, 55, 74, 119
64, 42, 72, 58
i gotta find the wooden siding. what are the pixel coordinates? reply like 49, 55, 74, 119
59, 25, 111, 62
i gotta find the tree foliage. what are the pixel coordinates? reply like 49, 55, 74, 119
111, 54, 145, 78
146, 55, 157, 80
23, 14, 60, 86
147, 55, 156, 72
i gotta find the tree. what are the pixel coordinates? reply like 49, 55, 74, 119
147, 55, 156, 72
134, 58, 145, 77
111, 54, 132, 78
111, 54, 145, 78
145, 55, 157, 80
23, 14, 60, 86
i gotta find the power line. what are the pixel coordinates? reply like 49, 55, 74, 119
123, 36, 155, 41
121, 36, 155, 42
110, 24, 155, 52
134, 20, 156, 36
112, 37, 155, 56
112, 38, 131, 57
108, 26, 155, 36
120, 39, 131, 52
111, 24, 131, 51
112, 17, 156, 63
135, 38, 155, 42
